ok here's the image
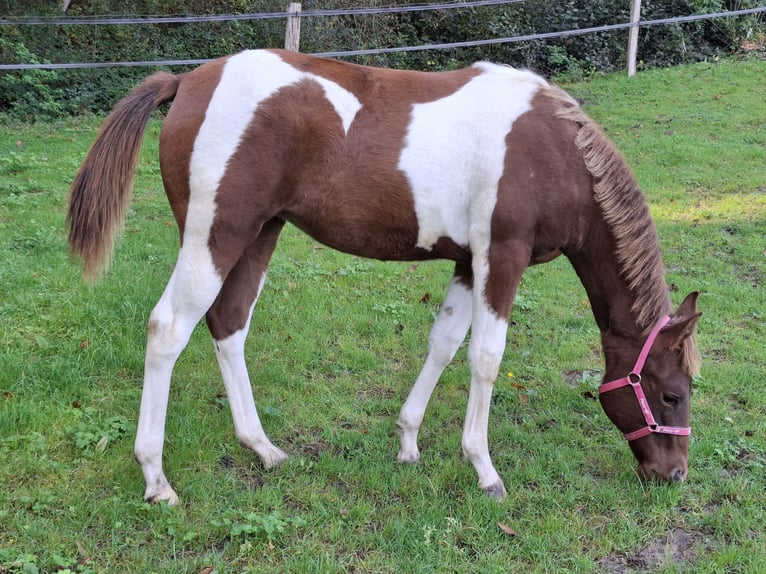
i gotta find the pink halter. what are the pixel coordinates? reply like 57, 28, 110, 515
599, 316, 691, 442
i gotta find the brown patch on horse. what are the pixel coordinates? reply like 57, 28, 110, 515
68, 72, 179, 279
206, 218, 286, 340
487, 90, 593, 319
205, 74, 413, 275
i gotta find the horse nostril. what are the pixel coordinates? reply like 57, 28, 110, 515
670, 468, 686, 483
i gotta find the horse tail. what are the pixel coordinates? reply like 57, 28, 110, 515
67, 71, 179, 280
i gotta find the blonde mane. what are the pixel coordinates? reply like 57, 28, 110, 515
546, 86, 700, 375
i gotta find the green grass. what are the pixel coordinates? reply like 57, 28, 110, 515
1, 55, 764, 573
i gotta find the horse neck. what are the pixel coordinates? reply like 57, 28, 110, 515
565, 215, 672, 358
549, 88, 673, 352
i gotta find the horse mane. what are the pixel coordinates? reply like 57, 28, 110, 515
545, 86, 700, 376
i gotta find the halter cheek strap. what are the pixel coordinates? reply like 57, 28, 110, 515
599, 315, 691, 442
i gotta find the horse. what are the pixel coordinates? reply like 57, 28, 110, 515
68, 49, 701, 505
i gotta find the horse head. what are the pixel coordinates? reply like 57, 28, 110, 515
599, 292, 701, 482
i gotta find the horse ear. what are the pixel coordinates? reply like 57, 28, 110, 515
675, 291, 700, 318
659, 292, 702, 350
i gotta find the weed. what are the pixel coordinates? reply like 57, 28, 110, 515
212, 510, 307, 544
371, 301, 409, 322
0, 549, 40, 574
70, 407, 130, 454
711, 436, 766, 472
0, 151, 30, 176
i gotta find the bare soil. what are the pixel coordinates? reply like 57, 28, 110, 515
598, 528, 716, 573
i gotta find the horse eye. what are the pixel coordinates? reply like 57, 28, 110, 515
662, 393, 680, 407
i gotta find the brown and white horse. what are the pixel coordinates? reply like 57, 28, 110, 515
68, 49, 701, 505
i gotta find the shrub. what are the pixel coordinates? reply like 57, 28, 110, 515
0, 38, 76, 121
1, 0, 763, 117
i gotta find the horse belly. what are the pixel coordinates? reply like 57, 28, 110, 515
284, 178, 422, 260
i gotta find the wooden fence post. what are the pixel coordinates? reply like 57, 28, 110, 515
627, 0, 642, 76
285, 3, 302, 52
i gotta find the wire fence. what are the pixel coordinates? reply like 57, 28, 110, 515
1, 1, 764, 71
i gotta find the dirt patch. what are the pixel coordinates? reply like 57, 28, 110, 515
598, 528, 715, 573
302, 436, 336, 461
355, 386, 397, 400
280, 426, 345, 461
219, 454, 265, 490
563, 371, 581, 388
631, 529, 701, 569
734, 263, 763, 287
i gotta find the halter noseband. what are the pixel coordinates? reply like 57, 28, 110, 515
599, 315, 691, 442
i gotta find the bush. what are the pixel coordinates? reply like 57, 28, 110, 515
1, 0, 763, 118
0, 38, 77, 121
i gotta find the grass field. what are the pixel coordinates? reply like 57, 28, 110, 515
1, 55, 764, 573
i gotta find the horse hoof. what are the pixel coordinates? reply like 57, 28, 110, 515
482, 482, 507, 500
145, 488, 180, 506
396, 450, 420, 464
261, 447, 289, 470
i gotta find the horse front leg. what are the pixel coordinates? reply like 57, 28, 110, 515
461, 244, 529, 499
206, 218, 288, 469
463, 304, 509, 498
397, 262, 472, 463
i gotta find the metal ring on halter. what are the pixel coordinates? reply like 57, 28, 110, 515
628, 372, 641, 385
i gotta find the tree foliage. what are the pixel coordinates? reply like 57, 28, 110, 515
1, 0, 763, 119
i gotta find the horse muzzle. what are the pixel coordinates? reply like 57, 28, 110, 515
638, 461, 688, 483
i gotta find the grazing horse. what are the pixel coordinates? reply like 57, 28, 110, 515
68, 49, 701, 505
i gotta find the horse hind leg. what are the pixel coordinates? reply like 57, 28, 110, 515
397, 262, 473, 463
206, 218, 287, 469
135, 245, 225, 505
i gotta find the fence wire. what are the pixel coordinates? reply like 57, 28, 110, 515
1, 3, 764, 70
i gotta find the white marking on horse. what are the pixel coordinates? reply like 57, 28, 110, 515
213, 273, 288, 467
398, 63, 547, 253
311, 75, 363, 134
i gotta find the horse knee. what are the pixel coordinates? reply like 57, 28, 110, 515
467, 343, 503, 383
146, 308, 190, 360
428, 315, 470, 366
465, 306, 508, 382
